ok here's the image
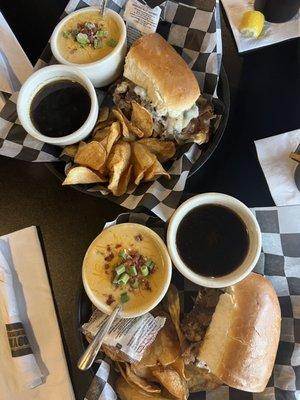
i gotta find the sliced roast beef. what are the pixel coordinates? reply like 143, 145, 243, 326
181, 287, 223, 343
113, 79, 215, 143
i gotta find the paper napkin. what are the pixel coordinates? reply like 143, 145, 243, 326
0, 11, 33, 94
0, 239, 43, 390
221, 0, 300, 53
0, 226, 75, 400
255, 129, 300, 206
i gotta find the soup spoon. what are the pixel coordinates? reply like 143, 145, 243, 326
99, 0, 108, 15
77, 303, 122, 370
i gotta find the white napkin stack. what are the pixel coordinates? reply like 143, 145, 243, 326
255, 129, 300, 206
0, 226, 75, 400
221, 0, 300, 53
0, 12, 33, 95
0, 239, 43, 389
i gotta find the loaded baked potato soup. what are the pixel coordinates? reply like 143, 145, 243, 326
58, 10, 120, 64
83, 223, 171, 317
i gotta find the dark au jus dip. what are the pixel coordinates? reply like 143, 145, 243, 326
176, 204, 250, 277
30, 79, 91, 138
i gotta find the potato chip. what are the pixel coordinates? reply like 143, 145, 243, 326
102, 345, 130, 363
107, 141, 131, 196
131, 363, 153, 381
99, 121, 121, 155
116, 362, 129, 381
62, 166, 104, 185
131, 101, 153, 137
143, 158, 170, 182
170, 357, 188, 381
128, 122, 144, 139
138, 312, 180, 367
60, 144, 78, 158
116, 377, 172, 400
93, 125, 112, 141
138, 139, 176, 163
94, 118, 116, 131
185, 364, 221, 392
117, 361, 162, 395
78, 141, 86, 150
74, 141, 106, 170
97, 164, 108, 181
131, 142, 156, 185
98, 106, 109, 122
112, 108, 132, 139
164, 285, 185, 348
125, 363, 160, 393
114, 165, 132, 196
113, 108, 144, 139
151, 366, 188, 400
96, 124, 121, 180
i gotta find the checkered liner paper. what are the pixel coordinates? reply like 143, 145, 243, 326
0, 0, 223, 222
84, 205, 300, 400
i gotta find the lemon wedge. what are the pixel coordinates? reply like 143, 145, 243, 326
239, 11, 265, 39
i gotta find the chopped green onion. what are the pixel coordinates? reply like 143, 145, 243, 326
141, 265, 149, 276
117, 272, 130, 285
62, 31, 71, 39
129, 266, 137, 276
113, 275, 119, 284
145, 260, 155, 270
96, 30, 108, 38
118, 249, 128, 260
84, 21, 95, 29
131, 279, 139, 289
76, 32, 89, 46
93, 38, 102, 49
120, 292, 129, 303
115, 264, 126, 276
107, 38, 118, 48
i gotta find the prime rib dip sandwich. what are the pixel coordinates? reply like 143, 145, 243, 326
113, 33, 215, 144
181, 273, 281, 393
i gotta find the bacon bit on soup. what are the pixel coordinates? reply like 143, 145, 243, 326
115, 243, 122, 249
105, 252, 114, 262
134, 234, 143, 242
62, 21, 118, 50
106, 294, 115, 305
142, 280, 151, 291
106, 245, 112, 252
104, 263, 110, 270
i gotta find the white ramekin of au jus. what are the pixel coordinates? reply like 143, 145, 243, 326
17, 64, 99, 146
167, 193, 262, 288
